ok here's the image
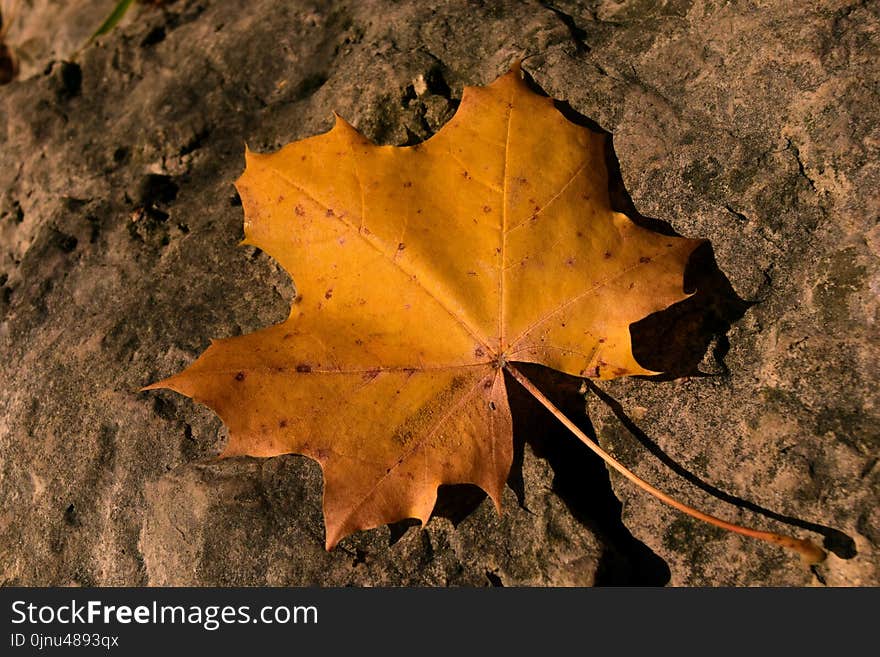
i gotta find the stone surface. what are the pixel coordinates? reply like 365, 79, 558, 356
0, 0, 877, 586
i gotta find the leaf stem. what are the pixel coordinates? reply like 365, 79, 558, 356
504, 364, 826, 564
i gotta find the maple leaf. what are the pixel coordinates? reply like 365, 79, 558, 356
146, 65, 825, 562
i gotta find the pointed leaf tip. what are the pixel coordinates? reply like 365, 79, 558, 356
141, 379, 168, 393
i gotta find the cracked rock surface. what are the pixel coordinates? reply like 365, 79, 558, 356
1, 0, 877, 586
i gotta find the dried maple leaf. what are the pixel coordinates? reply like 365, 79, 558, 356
147, 65, 824, 561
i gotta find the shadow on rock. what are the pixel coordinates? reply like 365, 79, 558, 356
506, 364, 671, 586
526, 70, 753, 380
584, 380, 857, 559
393, 68, 853, 576
630, 240, 751, 379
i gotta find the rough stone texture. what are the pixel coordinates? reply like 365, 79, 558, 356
0, 0, 876, 586
2, 0, 122, 81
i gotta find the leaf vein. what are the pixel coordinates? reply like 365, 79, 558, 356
499, 91, 513, 351
505, 160, 589, 234
267, 167, 492, 353
507, 248, 684, 349
338, 370, 492, 530
178, 362, 492, 377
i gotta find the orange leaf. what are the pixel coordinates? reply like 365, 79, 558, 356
147, 64, 701, 549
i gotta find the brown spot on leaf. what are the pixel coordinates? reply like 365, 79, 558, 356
279, 419, 288, 428
397, 242, 406, 251
639, 256, 651, 263
294, 205, 305, 216
325, 288, 333, 300
296, 364, 312, 373
483, 205, 492, 213
234, 372, 246, 381
403, 181, 413, 188
604, 251, 612, 259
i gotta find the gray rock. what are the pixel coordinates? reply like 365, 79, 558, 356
0, 0, 876, 586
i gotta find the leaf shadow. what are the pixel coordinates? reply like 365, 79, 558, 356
529, 71, 856, 560
584, 380, 857, 559
631, 240, 748, 379
387, 485, 487, 546
389, 370, 676, 585
389, 368, 676, 585
390, 67, 854, 567
506, 364, 671, 585
524, 67, 753, 379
